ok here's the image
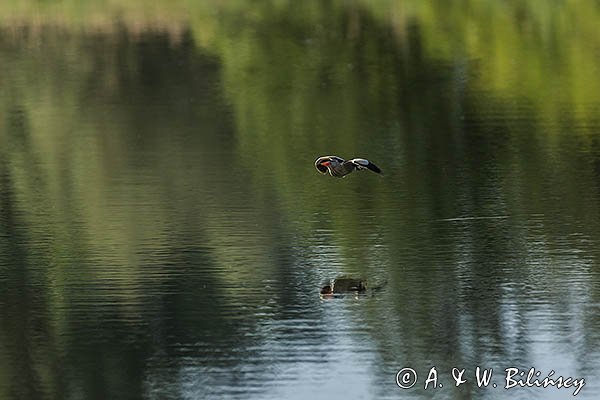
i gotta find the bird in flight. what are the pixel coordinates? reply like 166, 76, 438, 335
315, 155, 382, 178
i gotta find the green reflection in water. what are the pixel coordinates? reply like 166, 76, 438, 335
1, 1, 600, 400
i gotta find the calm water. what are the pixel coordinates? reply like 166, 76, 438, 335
1, 2, 600, 399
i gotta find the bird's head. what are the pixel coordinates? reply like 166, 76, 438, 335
315, 156, 343, 174
315, 158, 331, 174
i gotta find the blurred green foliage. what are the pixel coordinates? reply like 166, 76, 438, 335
1, 0, 599, 125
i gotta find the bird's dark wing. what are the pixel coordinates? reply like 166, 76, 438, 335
349, 158, 382, 174
365, 161, 382, 174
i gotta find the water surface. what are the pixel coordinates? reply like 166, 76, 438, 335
1, 2, 600, 399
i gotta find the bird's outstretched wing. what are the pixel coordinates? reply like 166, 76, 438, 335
348, 158, 382, 174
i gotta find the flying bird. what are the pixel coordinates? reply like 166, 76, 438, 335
315, 155, 382, 178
